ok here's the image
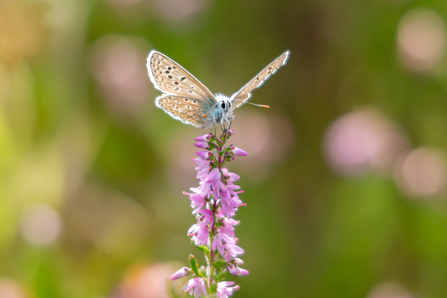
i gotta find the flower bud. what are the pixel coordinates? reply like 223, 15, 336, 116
194, 134, 211, 142
196, 151, 211, 159
170, 267, 189, 280
228, 265, 249, 276
194, 142, 210, 149
231, 147, 247, 156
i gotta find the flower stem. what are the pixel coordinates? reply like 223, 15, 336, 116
206, 130, 230, 294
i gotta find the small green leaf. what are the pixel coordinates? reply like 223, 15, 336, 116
189, 255, 200, 276
213, 260, 227, 267
216, 270, 230, 281
195, 245, 210, 255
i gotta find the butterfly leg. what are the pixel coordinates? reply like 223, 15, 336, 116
220, 117, 226, 132
226, 116, 235, 131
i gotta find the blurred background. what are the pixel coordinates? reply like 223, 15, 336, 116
1, 0, 447, 297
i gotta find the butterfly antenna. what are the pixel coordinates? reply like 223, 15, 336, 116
233, 98, 269, 108
202, 101, 220, 118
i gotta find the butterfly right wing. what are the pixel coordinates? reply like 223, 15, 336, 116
230, 50, 290, 109
155, 94, 211, 128
147, 51, 217, 106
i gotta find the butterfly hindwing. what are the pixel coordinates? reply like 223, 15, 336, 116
230, 50, 290, 109
147, 51, 217, 105
156, 94, 211, 128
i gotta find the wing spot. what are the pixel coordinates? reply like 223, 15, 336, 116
175, 100, 181, 104
186, 105, 191, 109
165, 71, 170, 74
269, 67, 273, 70
191, 86, 195, 89
189, 91, 193, 94
174, 82, 179, 85
193, 116, 199, 120
187, 112, 193, 116
184, 98, 189, 102
172, 66, 177, 69
168, 75, 173, 79
193, 100, 197, 103
167, 67, 172, 70
181, 77, 186, 81
256, 77, 260, 80
171, 104, 176, 107
174, 87, 179, 91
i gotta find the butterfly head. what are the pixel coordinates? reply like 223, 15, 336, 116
215, 94, 232, 113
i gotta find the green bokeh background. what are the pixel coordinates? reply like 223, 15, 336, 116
1, 0, 447, 297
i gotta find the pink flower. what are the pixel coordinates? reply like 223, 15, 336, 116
218, 217, 239, 237
200, 168, 221, 198
183, 277, 207, 298
194, 134, 211, 142
217, 281, 239, 298
184, 188, 206, 214
198, 209, 214, 226
171, 267, 189, 280
194, 142, 210, 149
224, 244, 244, 261
231, 146, 247, 156
196, 151, 211, 159
233, 258, 244, 265
228, 265, 249, 276
180, 131, 249, 296
188, 223, 209, 246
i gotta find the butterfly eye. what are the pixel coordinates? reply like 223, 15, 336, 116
221, 102, 226, 109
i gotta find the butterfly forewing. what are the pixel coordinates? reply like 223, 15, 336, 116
156, 94, 210, 128
147, 51, 217, 105
230, 50, 290, 109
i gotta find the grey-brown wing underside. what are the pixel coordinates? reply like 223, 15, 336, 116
230, 50, 290, 109
155, 94, 210, 128
147, 51, 217, 105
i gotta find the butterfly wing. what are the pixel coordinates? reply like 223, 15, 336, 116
147, 51, 217, 105
155, 94, 212, 128
230, 50, 290, 109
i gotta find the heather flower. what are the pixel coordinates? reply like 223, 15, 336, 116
183, 277, 207, 298
171, 267, 189, 280
173, 129, 249, 297
194, 142, 210, 149
231, 146, 247, 156
228, 265, 249, 276
217, 281, 240, 298
194, 134, 212, 142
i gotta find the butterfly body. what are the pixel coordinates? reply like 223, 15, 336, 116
203, 94, 234, 128
147, 50, 290, 129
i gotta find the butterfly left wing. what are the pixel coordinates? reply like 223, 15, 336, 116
147, 51, 217, 105
230, 50, 290, 109
155, 94, 211, 128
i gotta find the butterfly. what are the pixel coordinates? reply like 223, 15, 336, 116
146, 50, 290, 130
